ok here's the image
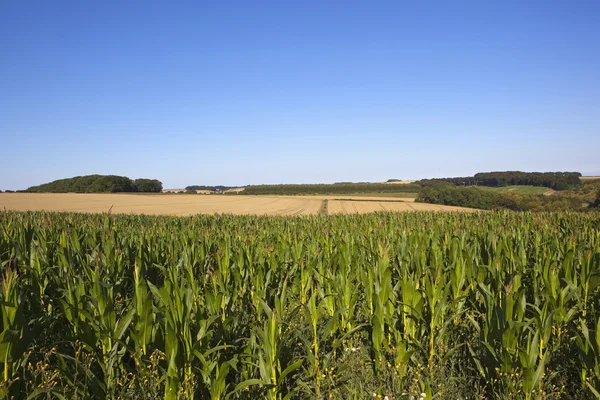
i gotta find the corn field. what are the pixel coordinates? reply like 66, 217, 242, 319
1, 210, 599, 399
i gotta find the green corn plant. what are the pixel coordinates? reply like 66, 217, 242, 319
131, 253, 155, 357
82, 265, 135, 396
0, 208, 598, 400
302, 289, 322, 398
26, 233, 50, 314
148, 261, 197, 400
255, 299, 303, 400
369, 241, 393, 369
0, 267, 23, 386
576, 317, 600, 397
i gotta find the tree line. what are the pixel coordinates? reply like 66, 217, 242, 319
416, 181, 588, 212
25, 175, 163, 193
419, 171, 581, 190
185, 185, 239, 192
243, 183, 421, 195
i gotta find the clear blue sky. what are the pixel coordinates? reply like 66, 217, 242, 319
1, 1, 598, 189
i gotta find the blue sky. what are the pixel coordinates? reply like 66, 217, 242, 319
1, 1, 598, 189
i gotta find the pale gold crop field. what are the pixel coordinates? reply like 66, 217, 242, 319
0, 193, 475, 216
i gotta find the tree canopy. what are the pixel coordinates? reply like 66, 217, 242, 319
133, 179, 163, 193
26, 175, 163, 193
416, 181, 585, 212
419, 171, 581, 190
185, 185, 238, 192
242, 183, 420, 195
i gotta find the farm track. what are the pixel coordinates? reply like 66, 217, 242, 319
317, 200, 329, 216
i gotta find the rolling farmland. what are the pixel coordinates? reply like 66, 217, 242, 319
0, 193, 472, 216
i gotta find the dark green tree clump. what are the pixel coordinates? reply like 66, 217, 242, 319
132, 179, 163, 193
26, 175, 162, 193
419, 171, 581, 190
416, 181, 584, 212
243, 182, 421, 195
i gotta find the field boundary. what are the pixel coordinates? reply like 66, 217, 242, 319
318, 199, 329, 216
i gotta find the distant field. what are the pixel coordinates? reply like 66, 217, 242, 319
476, 185, 551, 195
0, 193, 474, 216
581, 176, 600, 181
385, 180, 416, 184
304, 192, 419, 199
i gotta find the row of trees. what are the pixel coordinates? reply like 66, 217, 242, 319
243, 183, 420, 195
419, 171, 582, 190
26, 175, 163, 193
416, 181, 586, 211
185, 185, 238, 192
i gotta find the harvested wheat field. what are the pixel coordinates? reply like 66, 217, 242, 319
0, 193, 474, 216
328, 199, 472, 214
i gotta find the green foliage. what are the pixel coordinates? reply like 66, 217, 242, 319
26, 175, 162, 193
420, 171, 582, 190
591, 190, 600, 208
565, 180, 600, 203
479, 185, 550, 195
134, 179, 163, 193
0, 210, 599, 399
417, 182, 585, 211
185, 185, 238, 192
243, 183, 420, 195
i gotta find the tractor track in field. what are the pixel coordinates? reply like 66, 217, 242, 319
274, 201, 303, 216
340, 201, 348, 214
291, 200, 310, 216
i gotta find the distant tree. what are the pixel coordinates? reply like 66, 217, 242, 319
419, 171, 582, 190
87, 175, 135, 193
26, 175, 161, 193
134, 179, 163, 192
416, 183, 583, 211
243, 183, 421, 195
185, 185, 237, 192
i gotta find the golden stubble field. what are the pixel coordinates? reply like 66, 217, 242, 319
0, 193, 474, 216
